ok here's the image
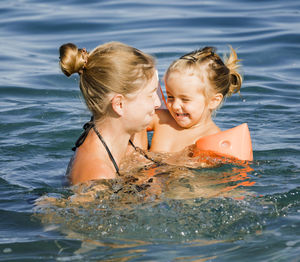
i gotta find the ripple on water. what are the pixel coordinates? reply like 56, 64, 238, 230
33, 165, 299, 243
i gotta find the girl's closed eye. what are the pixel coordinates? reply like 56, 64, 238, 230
182, 98, 191, 102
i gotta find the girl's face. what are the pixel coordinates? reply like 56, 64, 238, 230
124, 71, 161, 133
165, 71, 213, 128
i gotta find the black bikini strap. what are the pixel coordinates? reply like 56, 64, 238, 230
92, 125, 120, 176
129, 139, 137, 150
129, 139, 161, 165
72, 117, 160, 175
72, 116, 94, 151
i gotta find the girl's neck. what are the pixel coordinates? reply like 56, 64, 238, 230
186, 117, 220, 136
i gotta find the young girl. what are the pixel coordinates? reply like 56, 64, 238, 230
148, 46, 242, 153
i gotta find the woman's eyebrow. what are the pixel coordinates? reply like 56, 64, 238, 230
150, 86, 158, 93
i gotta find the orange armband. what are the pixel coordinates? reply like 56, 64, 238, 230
193, 123, 253, 161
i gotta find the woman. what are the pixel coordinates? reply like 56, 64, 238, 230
59, 42, 161, 185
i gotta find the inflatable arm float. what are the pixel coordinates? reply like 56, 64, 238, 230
193, 123, 253, 161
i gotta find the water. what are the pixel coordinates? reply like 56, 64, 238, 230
1, 0, 300, 261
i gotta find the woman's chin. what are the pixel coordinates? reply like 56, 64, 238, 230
133, 123, 149, 133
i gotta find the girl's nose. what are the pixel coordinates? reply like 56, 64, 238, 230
171, 99, 181, 110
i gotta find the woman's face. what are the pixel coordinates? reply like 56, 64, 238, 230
124, 71, 161, 133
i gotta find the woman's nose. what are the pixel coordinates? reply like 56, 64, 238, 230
154, 91, 161, 109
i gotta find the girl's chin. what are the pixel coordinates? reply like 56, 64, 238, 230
175, 121, 191, 128
175, 119, 200, 129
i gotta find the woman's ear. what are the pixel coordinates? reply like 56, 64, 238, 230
208, 93, 223, 110
111, 94, 125, 116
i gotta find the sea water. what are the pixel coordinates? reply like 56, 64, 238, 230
0, 0, 300, 261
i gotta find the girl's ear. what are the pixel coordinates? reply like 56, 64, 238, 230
111, 94, 125, 116
208, 93, 223, 110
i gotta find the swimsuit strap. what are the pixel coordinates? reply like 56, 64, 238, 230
72, 116, 121, 176
92, 125, 121, 176
129, 138, 162, 165
72, 116, 94, 151
129, 139, 137, 150
72, 117, 161, 175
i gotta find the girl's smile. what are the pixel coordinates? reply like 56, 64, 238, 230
166, 71, 211, 128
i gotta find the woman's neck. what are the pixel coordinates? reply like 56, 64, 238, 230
93, 118, 131, 166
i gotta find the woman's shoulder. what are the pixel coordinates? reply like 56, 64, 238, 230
69, 148, 116, 185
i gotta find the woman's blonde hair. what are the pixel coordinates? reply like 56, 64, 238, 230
165, 46, 242, 100
59, 42, 156, 119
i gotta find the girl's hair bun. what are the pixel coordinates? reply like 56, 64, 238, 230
227, 71, 242, 96
225, 46, 242, 96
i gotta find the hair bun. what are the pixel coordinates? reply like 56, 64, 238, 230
225, 46, 242, 97
59, 43, 88, 77
227, 72, 242, 96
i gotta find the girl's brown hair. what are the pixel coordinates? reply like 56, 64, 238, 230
165, 46, 242, 99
